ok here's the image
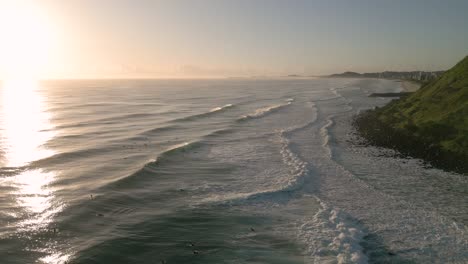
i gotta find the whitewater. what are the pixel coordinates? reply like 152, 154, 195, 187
0, 78, 466, 264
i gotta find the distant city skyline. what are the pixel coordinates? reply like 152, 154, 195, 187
0, 0, 467, 79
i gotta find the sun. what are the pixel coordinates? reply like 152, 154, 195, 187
0, 1, 55, 81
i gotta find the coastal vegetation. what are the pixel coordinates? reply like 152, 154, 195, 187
355, 56, 468, 174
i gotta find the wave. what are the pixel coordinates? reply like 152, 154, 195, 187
316, 116, 380, 194
30, 146, 114, 168
320, 117, 335, 158
170, 104, 235, 123
55, 103, 233, 131
313, 87, 354, 116
47, 102, 165, 113
53, 112, 165, 130
40, 107, 235, 166
100, 141, 203, 189
118, 104, 234, 138
330, 87, 341, 97
316, 92, 354, 116
33, 116, 235, 170
199, 136, 308, 206
210, 103, 233, 112
31, 126, 194, 169
101, 128, 233, 189
147, 141, 202, 165
299, 197, 368, 264
237, 101, 292, 121
200, 122, 320, 206
137, 124, 179, 137
199, 103, 319, 206
277, 128, 310, 192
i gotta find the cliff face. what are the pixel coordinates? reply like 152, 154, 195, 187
355, 56, 468, 174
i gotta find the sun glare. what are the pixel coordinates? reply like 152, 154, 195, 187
0, 1, 55, 81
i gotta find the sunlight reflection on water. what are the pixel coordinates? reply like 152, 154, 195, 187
0, 79, 55, 166
0, 80, 68, 263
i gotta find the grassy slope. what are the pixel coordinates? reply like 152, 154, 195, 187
355, 56, 468, 173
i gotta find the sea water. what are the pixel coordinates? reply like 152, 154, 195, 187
0, 78, 466, 263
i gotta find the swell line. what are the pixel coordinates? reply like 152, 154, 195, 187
237, 101, 292, 122
100, 128, 233, 189
200, 111, 320, 206
169, 104, 235, 123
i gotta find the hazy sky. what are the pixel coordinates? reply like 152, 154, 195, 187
1, 0, 468, 78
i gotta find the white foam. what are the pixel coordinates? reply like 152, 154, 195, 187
304, 111, 468, 262
299, 198, 368, 264
210, 103, 233, 112
277, 128, 309, 192
320, 118, 334, 158
328, 87, 354, 113
199, 114, 319, 206
239, 101, 291, 120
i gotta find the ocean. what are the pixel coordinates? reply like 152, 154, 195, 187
0, 78, 466, 263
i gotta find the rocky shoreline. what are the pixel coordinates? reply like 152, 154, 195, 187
353, 109, 468, 175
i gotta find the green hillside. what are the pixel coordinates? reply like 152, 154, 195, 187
355, 56, 468, 174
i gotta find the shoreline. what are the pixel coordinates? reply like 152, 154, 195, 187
353, 55, 468, 175
353, 110, 468, 175
399, 80, 421, 92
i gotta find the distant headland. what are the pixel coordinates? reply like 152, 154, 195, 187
327, 70, 445, 84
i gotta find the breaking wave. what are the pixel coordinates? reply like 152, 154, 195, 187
238, 101, 292, 121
